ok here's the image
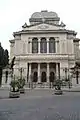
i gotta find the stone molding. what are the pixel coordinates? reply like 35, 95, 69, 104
15, 54, 75, 62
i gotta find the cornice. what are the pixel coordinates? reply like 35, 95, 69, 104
15, 54, 75, 62
73, 38, 80, 42
13, 29, 76, 37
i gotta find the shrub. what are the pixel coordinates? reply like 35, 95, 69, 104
54, 79, 62, 90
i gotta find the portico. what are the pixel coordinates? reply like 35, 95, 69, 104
28, 62, 60, 83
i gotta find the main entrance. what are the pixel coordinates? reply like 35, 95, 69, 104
33, 72, 38, 82
49, 72, 55, 82
41, 72, 46, 82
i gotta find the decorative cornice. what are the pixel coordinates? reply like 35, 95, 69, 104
73, 38, 80, 42
9, 38, 21, 43
13, 29, 76, 37
15, 54, 75, 62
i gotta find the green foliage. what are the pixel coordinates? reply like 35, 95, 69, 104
4, 49, 9, 67
0, 43, 4, 68
0, 43, 9, 86
18, 78, 25, 89
10, 80, 19, 92
10, 56, 15, 70
54, 79, 62, 90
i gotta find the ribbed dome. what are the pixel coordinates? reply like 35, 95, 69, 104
31, 10, 58, 18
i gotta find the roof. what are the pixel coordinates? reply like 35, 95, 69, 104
29, 10, 60, 24
22, 22, 63, 28
31, 10, 58, 18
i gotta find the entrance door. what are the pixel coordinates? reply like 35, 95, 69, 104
33, 72, 38, 82
41, 72, 46, 82
49, 72, 54, 82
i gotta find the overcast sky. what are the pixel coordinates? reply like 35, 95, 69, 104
0, 0, 80, 52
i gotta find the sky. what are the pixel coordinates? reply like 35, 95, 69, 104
0, 0, 80, 53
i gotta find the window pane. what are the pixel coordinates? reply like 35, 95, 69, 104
32, 38, 38, 53
49, 38, 55, 53
40, 38, 47, 53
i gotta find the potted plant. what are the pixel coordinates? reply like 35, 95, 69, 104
54, 79, 63, 95
18, 78, 25, 93
9, 79, 20, 98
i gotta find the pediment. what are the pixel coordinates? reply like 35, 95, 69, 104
23, 23, 63, 31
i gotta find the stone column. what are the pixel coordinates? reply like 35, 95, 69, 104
30, 39, 32, 53
29, 63, 31, 82
47, 38, 49, 53
56, 63, 58, 79
38, 63, 40, 83
28, 38, 32, 53
55, 37, 59, 53
26, 63, 28, 83
38, 38, 40, 53
47, 63, 49, 83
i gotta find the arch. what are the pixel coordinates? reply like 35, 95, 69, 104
49, 71, 55, 82
41, 71, 46, 82
32, 38, 38, 53
49, 37, 55, 53
40, 38, 47, 53
33, 71, 38, 82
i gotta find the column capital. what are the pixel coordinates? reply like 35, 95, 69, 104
38, 38, 41, 42
46, 38, 49, 42
55, 37, 59, 42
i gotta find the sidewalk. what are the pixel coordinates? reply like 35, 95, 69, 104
1, 85, 80, 94
62, 85, 80, 92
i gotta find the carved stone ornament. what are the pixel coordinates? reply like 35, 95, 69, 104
38, 24, 49, 29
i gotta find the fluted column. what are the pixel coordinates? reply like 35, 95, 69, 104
29, 63, 31, 82
38, 38, 40, 53
47, 63, 49, 82
47, 38, 49, 53
38, 63, 40, 83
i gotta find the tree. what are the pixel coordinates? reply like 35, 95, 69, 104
4, 49, 9, 83
4, 49, 9, 67
0, 43, 9, 86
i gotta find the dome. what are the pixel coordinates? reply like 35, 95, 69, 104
29, 10, 60, 25
31, 10, 58, 19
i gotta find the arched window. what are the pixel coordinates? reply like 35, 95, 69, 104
33, 72, 38, 82
41, 72, 46, 82
49, 37, 55, 53
32, 38, 38, 53
40, 38, 47, 53
49, 72, 55, 82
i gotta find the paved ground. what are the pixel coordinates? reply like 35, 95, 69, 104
0, 89, 80, 120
